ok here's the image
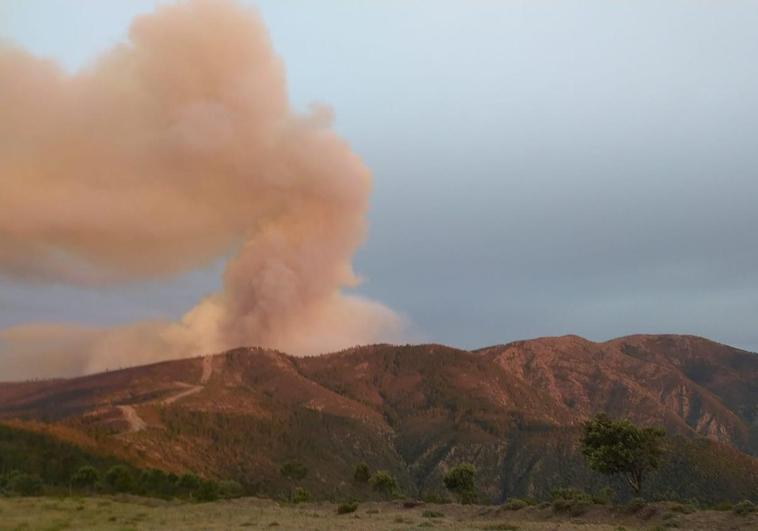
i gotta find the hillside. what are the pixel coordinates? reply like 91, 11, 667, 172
0, 335, 756, 502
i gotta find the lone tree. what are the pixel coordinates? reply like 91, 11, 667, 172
443, 463, 477, 504
581, 414, 665, 496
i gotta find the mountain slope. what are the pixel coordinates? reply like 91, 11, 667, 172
0, 335, 756, 502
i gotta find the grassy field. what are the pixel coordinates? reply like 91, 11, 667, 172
0, 496, 755, 531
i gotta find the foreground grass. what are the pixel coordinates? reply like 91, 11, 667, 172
0, 496, 755, 531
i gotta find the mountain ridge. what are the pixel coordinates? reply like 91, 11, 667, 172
1, 334, 756, 502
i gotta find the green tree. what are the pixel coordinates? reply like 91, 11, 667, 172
6, 471, 43, 496
177, 472, 201, 497
280, 462, 308, 481
196, 480, 219, 502
71, 465, 99, 492
581, 414, 665, 496
443, 463, 477, 504
353, 462, 371, 483
104, 465, 135, 493
218, 479, 244, 499
370, 470, 399, 498
139, 468, 174, 498
280, 461, 308, 502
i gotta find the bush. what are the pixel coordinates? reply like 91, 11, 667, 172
422, 510, 444, 518
177, 473, 201, 494
669, 502, 696, 514
625, 497, 647, 513
280, 462, 308, 481
196, 480, 219, 502
70, 466, 99, 491
292, 487, 310, 503
353, 463, 371, 483
218, 479, 244, 499
733, 500, 756, 516
443, 463, 477, 504
370, 470, 399, 498
104, 465, 134, 493
138, 469, 173, 497
337, 501, 358, 514
551, 488, 592, 517
5, 472, 43, 496
591, 486, 614, 505
502, 498, 528, 511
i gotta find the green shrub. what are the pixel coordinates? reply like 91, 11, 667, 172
625, 497, 647, 513
503, 498, 528, 510
443, 463, 477, 504
591, 486, 614, 505
292, 487, 310, 503
551, 488, 592, 517
177, 473, 201, 494
370, 470, 399, 498
280, 462, 308, 481
337, 501, 358, 514
70, 466, 99, 491
218, 479, 244, 499
669, 502, 696, 514
5, 472, 43, 496
733, 500, 756, 516
422, 510, 444, 518
353, 463, 370, 483
104, 465, 134, 493
196, 480, 219, 502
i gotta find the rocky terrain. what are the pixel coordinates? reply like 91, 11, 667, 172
1, 334, 756, 502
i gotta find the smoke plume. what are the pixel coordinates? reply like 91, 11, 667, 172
0, 0, 404, 379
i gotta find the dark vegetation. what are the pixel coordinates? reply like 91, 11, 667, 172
0, 423, 240, 501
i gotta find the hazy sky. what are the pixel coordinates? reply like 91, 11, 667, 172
2, 0, 758, 352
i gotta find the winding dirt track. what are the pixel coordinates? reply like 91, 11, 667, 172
119, 355, 213, 432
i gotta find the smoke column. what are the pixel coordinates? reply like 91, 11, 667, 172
0, 0, 404, 379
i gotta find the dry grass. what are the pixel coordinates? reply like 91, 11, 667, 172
0, 496, 755, 530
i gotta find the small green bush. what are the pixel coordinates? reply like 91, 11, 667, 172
218, 479, 244, 499
353, 463, 370, 483
337, 501, 358, 514
70, 466, 99, 491
733, 500, 756, 516
669, 503, 696, 514
369, 471, 399, 498
422, 510, 444, 518
292, 487, 310, 503
625, 497, 647, 513
5, 472, 43, 496
195, 480, 219, 502
443, 463, 477, 504
104, 465, 134, 493
591, 486, 614, 505
503, 498, 528, 510
551, 488, 592, 516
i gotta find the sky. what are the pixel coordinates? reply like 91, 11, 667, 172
2, 0, 758, 353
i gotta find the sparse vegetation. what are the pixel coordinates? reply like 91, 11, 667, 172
336, 501, 358, 514
733, 500, 756, 516
551, 488, 592, 517
502, 498, 529, 511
